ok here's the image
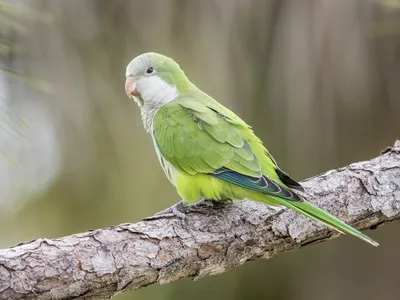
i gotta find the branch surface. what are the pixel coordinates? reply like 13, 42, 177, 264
1, 141, 400, 300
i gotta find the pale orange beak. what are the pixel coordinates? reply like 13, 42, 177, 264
125, 77, 140, 98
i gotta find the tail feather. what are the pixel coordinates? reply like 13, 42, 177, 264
270, 196, 379, 247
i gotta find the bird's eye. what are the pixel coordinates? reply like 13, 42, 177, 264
146, 67, 154, 74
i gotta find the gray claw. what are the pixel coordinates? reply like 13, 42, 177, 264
144, 198, 233, 221
170, 201, 187, 219
144, 200, 187, 220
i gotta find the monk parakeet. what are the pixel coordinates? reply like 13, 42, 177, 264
125, 52, 378, 246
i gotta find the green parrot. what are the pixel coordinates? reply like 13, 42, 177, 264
125, 52, 378, 247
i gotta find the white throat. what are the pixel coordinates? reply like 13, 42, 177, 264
136, 75, 178, 133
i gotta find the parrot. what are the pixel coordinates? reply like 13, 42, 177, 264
125, 52, 378, 247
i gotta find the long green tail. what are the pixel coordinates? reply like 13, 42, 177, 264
270, 196, 379, 247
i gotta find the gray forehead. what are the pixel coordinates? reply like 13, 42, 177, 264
125, 54, 149, 77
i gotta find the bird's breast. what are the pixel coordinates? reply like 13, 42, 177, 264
151, 133, 178, 186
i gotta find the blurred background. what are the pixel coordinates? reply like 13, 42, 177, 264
1, 0, 400, 299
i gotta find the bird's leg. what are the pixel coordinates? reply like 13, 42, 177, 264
189, 198, 213, 208
145, 200, 187, 220
146, 200, 204, 220
145, 198, 233, 221
182, 198, 233, 210
170, 200, 188, 219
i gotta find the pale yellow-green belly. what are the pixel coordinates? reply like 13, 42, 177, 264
174, 172, 279, 207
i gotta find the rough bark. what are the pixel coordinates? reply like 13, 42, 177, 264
1, 141, 400, 300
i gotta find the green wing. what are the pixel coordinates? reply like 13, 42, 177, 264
153, 97, 301, 201
190, 93, 304, 191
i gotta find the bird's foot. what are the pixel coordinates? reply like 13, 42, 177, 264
144, 198, 233, 221
143, 200, 187, 220
178, 198, 233, 212
168, 200, 188, 219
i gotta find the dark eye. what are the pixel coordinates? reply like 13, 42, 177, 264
146, 67, 154, 74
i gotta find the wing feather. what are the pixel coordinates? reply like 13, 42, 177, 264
153, 97, 302, 202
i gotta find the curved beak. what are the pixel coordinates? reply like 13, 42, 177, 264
125, 77, 140, 98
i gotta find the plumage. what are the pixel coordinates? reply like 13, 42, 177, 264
125, 52, 379, 247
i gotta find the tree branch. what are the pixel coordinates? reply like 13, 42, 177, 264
1, 141, 400, 300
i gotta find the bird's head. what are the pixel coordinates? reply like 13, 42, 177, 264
125, 52, 188, 109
